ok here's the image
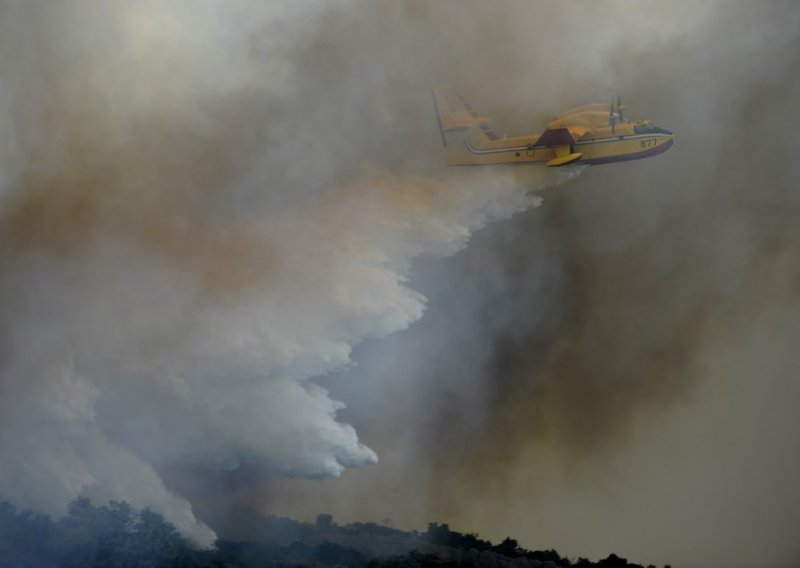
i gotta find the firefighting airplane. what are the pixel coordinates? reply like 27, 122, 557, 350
433, 85, 673, 167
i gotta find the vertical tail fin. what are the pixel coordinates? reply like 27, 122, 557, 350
432, 85, 502, 165
432, 85, 499, 146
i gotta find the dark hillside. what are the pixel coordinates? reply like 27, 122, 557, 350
0, 500, 665, 568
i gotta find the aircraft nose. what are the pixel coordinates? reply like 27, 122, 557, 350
651, 126, 674, 145
661, 133, 675, 153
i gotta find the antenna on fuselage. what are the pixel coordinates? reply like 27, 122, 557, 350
617, 93, 626, 123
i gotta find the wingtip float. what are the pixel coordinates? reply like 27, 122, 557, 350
432, 85, 674, 168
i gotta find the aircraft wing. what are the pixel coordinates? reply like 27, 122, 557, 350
548, 102, 609, 128
533, 112, 592, 167
564, 125, 588, 140
432, 85, 500, 145
537, 124, 588, 144
533, 124, 587, 167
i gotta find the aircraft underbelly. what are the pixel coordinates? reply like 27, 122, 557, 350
578, 135, 672, 164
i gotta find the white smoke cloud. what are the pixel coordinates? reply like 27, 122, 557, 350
0, 166, 578, 545
0, 0, 584, 545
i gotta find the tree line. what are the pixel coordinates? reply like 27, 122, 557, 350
0, 500, 668, 568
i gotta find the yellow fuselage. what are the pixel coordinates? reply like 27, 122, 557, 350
444, 124, 674, 167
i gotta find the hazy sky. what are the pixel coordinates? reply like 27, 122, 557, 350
1, 1, 798, 566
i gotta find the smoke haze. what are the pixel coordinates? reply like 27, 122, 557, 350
2, 1, 799, 567
0, 0, 576, 547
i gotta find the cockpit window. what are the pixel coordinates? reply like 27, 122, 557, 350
634, 124, 672, 135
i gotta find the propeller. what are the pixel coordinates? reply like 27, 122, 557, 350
616, 93, 626, 123
609, 99, 616, 134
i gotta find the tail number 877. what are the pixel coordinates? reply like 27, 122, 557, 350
640, 138, 659, 148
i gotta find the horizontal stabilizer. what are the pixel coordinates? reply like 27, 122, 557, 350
547, 152, 583, 167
